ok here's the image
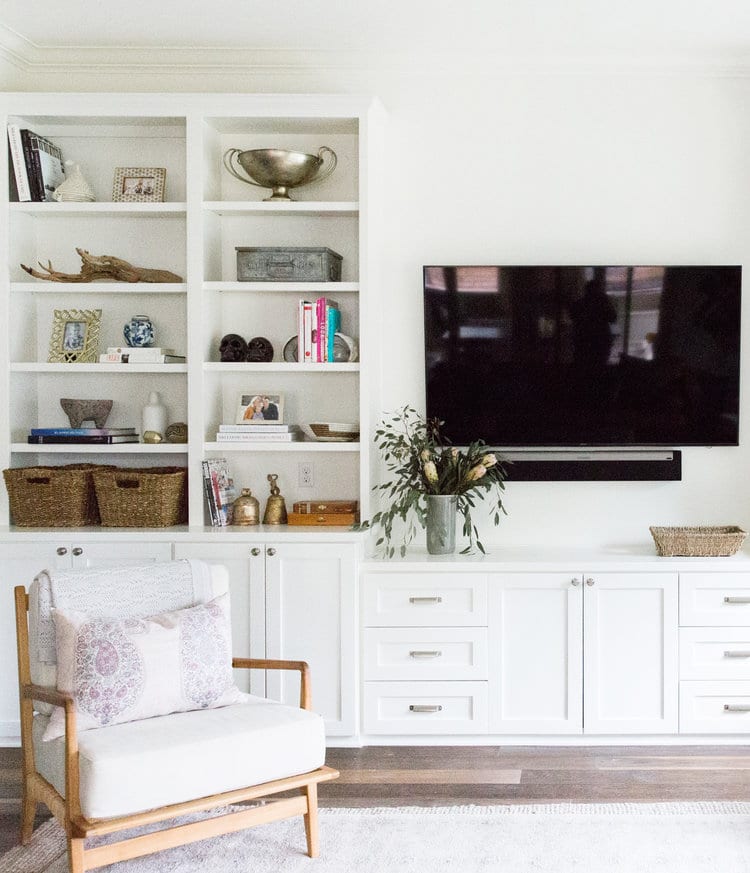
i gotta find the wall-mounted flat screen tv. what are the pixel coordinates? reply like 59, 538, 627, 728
424, 265, 742, 447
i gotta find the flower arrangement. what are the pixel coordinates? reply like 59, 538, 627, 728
358, 406, 508, 556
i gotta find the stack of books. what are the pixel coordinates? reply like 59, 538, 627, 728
27, 427, 139, 445
215, 424, 301, 443
287, 499, 359, 526
99, 347, 186, 364
297, 297, 340, 363
202, 458, 236, 526
7, 125, 66, 202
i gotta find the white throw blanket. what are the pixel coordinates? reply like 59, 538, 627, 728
34, 559, 215, 664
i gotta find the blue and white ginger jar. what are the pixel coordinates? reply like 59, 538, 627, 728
123, 315, 154, 348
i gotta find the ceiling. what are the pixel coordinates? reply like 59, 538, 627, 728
1, 0, 750, 71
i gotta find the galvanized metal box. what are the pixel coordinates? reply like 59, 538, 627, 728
236, 246, 343, 282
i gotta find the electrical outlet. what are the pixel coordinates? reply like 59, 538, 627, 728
298, 462, 314, 488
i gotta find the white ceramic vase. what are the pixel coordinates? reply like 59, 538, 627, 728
142, 391, 168, 438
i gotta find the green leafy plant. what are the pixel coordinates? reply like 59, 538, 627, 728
356, 406, 508, 556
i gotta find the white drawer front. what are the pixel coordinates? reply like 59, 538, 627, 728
680, 574, 750, 626
363, 681, 488, 734
362, 573, 488, 627
364, 627, 488, 681
680, 628, 750, 680
680, 681, 750, 734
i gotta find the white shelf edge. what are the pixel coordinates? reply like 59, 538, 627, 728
202, 362, 359, 373
10, 282, 187, 294
202, 200, 358, 215
203, 281, 359, 293
11, 363, 188, 374
9, 202, 187, 215
203, 441, 360, 453
11, 443, 187, 454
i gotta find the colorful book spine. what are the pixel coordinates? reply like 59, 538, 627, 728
30, 427, 136, 436
302, 301, 313, 363
315, 297, 326, 363
21, 129, 43, 201
27, 434, 139, 444
219, 424, 294, 433
201, 460, 218, 525
326, 301, 340, 362
215, 432, 300, 442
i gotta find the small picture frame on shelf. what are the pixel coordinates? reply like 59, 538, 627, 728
112, 167, 166, 202
48, 309, 102, 363
235, 393, 285, 424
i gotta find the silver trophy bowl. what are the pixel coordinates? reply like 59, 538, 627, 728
222, 146, 337, 201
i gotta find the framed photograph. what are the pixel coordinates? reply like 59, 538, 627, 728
48, 308, 102, 363
235, 393, 285, 424
112, 167, 166, 202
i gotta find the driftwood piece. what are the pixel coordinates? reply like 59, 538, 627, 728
21, 248, 183, 283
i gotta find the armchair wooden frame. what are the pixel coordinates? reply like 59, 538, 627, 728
14, 586, 339, 873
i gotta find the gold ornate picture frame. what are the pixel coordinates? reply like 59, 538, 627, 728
48, 309, 102, 363
112, 167, 166, 202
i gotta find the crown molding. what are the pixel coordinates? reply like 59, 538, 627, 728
2, 23, 750, 78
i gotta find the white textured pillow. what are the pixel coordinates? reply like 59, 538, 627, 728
43, 593, 244, 741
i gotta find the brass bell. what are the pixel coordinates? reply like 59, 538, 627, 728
232, 488, 260, 525
262, 473, 288, 525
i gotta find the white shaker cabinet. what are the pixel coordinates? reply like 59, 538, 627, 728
488, 573, 583, 734
583, 572, 678, 734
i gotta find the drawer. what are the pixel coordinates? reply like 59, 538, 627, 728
680, 628, 750, 680
363, 627, 488, 681
363, 681, 488, 735
362, 572, 487, 627
680, 681, 750, 734
680, 573, 750, 626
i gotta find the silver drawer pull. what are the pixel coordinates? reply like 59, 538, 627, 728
409, 596, 443, 604
409, 704, 443, 713
724, 704, 750, 712
723, 651, 750, 658
409, 650, 442, 659
724, 597, 750, 604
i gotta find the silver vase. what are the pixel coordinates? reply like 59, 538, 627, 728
425, 494, 458, 555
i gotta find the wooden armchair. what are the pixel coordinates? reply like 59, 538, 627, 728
14, 565, 338, 873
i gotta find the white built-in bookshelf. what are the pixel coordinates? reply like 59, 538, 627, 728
0, 93, 385, 530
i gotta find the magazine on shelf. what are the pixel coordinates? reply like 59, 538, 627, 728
29, 131, 65, 201
7, 124, 31, 201
202, 458, 235, 525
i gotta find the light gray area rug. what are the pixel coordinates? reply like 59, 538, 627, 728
3, 803, 750, 873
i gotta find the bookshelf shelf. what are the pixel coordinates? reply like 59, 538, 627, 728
202, 201, 358, 217
11, 363, 188, 374
10, 282, 187, 294
202, 362, 359, 373
10, 202, 187, 217
11, 443, 187, 454
203, 441, 360, 453
203, 281, 359, 294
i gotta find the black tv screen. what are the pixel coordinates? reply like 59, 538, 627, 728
424, 266, 742, 447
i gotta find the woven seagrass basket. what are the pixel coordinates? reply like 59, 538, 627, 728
2, 463, 111, 527
93, 466, 187, 527
650, 526, 747, 557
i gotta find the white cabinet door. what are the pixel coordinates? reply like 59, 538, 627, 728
488, 573, 583, 734
173, 542, 265, 695
265, 542, 357, 736
583, 572, 678, 734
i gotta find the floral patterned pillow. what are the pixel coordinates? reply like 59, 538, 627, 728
43, 593, 244, 741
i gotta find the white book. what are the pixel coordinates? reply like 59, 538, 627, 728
7, 124, 31, 201
219, 424, 295, 433
107, 347, 176, 357
215, 432, 300, 442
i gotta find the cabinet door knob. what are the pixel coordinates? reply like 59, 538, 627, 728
571, 578, 580, 587
56, 547, 68, 556
586, 577, 595, 586
72, 547, 83, 556
267, 547, 276, 557
251, 548, 261, 556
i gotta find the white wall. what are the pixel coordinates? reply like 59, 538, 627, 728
5, 58, 750, 549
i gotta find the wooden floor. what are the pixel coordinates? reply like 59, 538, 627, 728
2, 744, 749, 853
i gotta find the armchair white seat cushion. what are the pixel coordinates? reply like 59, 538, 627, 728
33, 698, 326, 819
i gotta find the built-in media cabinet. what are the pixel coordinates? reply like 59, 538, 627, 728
2, 536, 750, 745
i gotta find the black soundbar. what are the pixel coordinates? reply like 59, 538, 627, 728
498, 450, 682, 482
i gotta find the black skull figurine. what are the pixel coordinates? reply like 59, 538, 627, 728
219, 333, 248, 362
246, 336, 274, 363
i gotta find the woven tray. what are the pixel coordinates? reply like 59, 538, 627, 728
2, 464, 112, 527
650, 526, 748, 557
93, 466, 187, 527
